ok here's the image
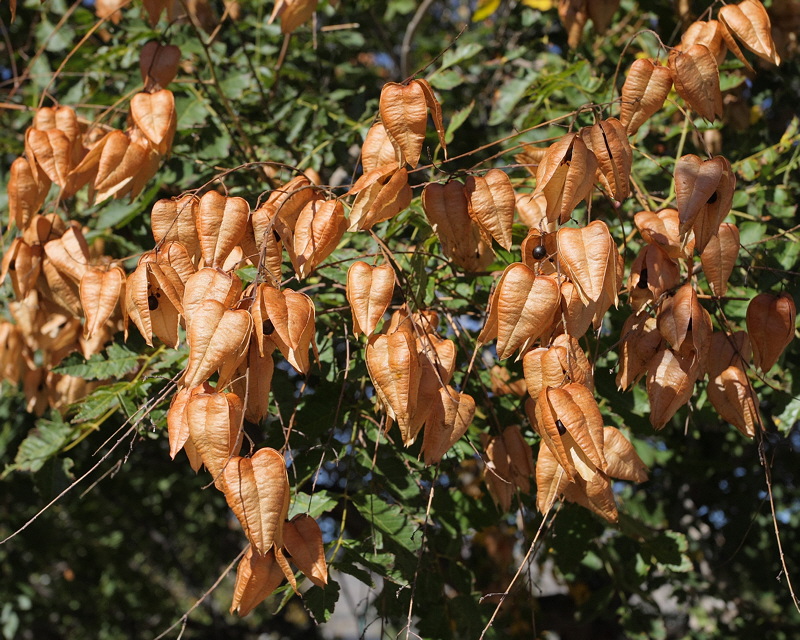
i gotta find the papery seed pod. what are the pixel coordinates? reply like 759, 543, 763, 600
183, 267, 242, 330
558, 0, 589, 49
167, 383, 212, 464
130, 89, 177, 155
587, 0, 620, 33
8, 157, 48, 230
668, 44, 723, 121
422, 182, 493, 272
705, 330, 751, 380
43, 223, 91, 285
25, 128, 72, 187
523, 346, 568, 399
719, 0, 780, 65
254, 285, 316, 374
535, 443, 570, 514
701, 223, 739, 297
557, 220, 620, 310
140, 41, 181, 90
708, 364, 760, 438
579, 118, 632, 201
420, 386, 475, 465
80, 265, 125, 339
283, 514, 328, 587
530, 386, 603, 482
196, 191, 249, 269
464, 169, 516, 250
501, 425, 535, 493
627, 244, 680, 312
182, 300, 252, 388
533, 133, 598, 224
478, 263, 560, 360
269, 0, 319, 34
365, 331, 421, 443
603, 427, 648, 482
563, 468, 618, 523
634, 209, 692, 260
361, 122, 401, 173
256, 175, 317, 233
290, 199, 346, 278
186, 391, 243, 483
681, 20, 728, 65
346, 261, 395, 337
646, 347, 699, 430
746, 292, 796, 371
93, 132, 149, 202
1, 238, 44, 299
619, 58, 673, 135
222, 448, 290, 555
657, 284, 713, 368
230, 546, 285, 617
616, 312, 663, 390
379, 81, 427, 168
347, 166, 412, 232
482, 433, 514, 511
415, 78, 447, 157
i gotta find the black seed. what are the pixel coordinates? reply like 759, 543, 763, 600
262, 319, 275, 336
148, 294, 159, 310
273, 230, 281, 243
687, 318, 693, 331
556, 419, 566, 435
8, 260, 15, 271
532, 244, 547, 260
708, 191, 718, 204
637, 268, 649, 289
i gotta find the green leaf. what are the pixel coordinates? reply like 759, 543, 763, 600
288, 490, 338, 519
440, 43, 484, 72
445, 100, 475, 145
10, 415, 75, 474
303, 578, 339, 623
54, 343, 140, 381
353, 495, 421, 553
73, 382, 130, 423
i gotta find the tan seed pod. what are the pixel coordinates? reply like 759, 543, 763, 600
80, 265, 125, 339
222, 448, 290, 555
579, 118, 632, 201
746, 292, 796, 372
230, 546, 286, 617
719, 0, 780, 66
700, 223, 739, 297
619, 58, 674, 135
668, 44, 723, 122
139, 41, 181, 90
379, 81, 427, 168
346, 261, 395, 337
283, 514, 328, 588
130, 89, 177, 155
464, 169, 515, 251
196, 191, 250, 270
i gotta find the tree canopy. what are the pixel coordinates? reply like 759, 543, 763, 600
1, 0, 800, 638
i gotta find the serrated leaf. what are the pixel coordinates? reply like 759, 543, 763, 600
353, 495, 420, 552
11, 415, 75, 473
288, 490, 338, 520
303, 578, 340, 624
53, 343, 140, 380
73, 382, 129, 422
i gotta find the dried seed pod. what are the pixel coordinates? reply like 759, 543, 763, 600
80, 265, 125, 339
478, 263, 561, 360
230, 546, 286, 617
422, 181, 493, 272
379, 81, 427, 168
701, 223, 739, 297
719, 0, 780, 66
283, 514, 328, 587
346, 261, 395, 337
196, 191, 249, 270
579, 118, 632, 201
347, 166, 412, 232
533, 133, 598, 224
464, 169, 516, 250
186, 391, 244, 482
619, 58, 673, 135
668, 44, 723, 122
646, 347, 699, 430
289, 199, 346, 278
746, 292, 796, 371
130, 89, 177, 155
140, 40, 181, 90
361, 122, 401, 173
222, 448, 290, 555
